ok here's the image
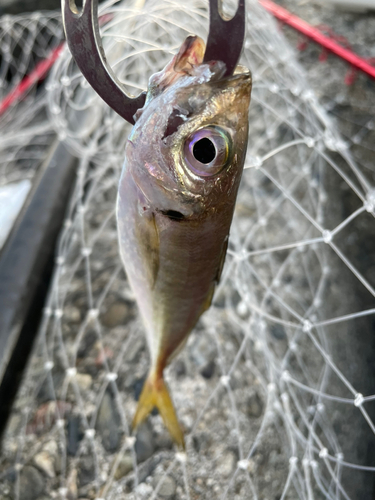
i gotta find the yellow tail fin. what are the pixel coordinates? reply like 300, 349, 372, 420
132, 372, 185, 449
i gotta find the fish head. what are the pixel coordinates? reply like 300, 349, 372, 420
123, 35, 252, 219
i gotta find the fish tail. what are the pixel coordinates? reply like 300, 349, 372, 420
132, 371, 185, 449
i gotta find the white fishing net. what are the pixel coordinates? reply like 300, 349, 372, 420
0, 11, 63, 186
1, 1, 375, 499
0, 12, 63, 245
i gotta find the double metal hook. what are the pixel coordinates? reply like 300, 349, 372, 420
62, 0, 245, 125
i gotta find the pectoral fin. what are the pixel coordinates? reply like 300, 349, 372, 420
132, 371, 185, 449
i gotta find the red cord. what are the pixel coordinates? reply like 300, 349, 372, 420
0, 43, 64, 117
259, 0, 375, 80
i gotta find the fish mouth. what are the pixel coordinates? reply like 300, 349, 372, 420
215, 66, 252, 96
234, 65, 251, 77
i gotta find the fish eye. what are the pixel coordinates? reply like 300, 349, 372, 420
184, 126, 231, 177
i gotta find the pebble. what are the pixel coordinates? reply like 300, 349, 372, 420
96, 391, 122, 452
78, 455, 95, 487
6, 414, 21, 434
113, 454, 133, 480
36, 371, 64, 404
43, 440, 58, 456
75, 373, 92, 391
43, 440, 60, 474
270, 324, 287, 340
133, 378, 146, 401
101, 302, 130, 328
154, 430, 173, 451
246, 390, 264, 418
67, 415, 84, 456
153, 475, 177, 499
173, 359, 186, 378
33, 451, 55, 478
67, 468, 78, 500
217, 452, 236, 478
135, 421, 155, 463
77, 329, 97, 359
2, 468, 17, 483
135, 483, 153, 496
117, 367, 136, 391
19, 466, 44, 500
200, 359, 216, 379
123, 337, 144, 363
192, 432, 211, 453
65, 306, 81, 323
189, 334, 216, 369
136, 456, 162, 485
94, 344, 114, 367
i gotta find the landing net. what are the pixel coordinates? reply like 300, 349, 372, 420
1, 1, 375, 499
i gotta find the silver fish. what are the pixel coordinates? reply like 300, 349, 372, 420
117, 36, 251, 448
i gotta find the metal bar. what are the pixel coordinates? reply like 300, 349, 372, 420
259, 0, 375, 80
0, 140, 78, 442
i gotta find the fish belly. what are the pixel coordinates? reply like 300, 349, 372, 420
117, 169, 230, 374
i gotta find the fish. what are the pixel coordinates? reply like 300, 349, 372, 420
116, 35, 251, 448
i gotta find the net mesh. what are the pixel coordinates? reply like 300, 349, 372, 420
1, 1, 375, 499
0, 11, 63, 187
